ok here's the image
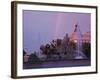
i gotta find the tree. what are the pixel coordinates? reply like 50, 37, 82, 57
82, 43, 91, 59
23, 50, 26, 56
28, 53, 42, 64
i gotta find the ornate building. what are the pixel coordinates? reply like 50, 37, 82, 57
82, 32, 91, 43
70, 24, 91, 43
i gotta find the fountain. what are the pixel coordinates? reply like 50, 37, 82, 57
73, 24, 87, 59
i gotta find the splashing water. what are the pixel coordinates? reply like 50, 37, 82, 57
74, 24, 87, 59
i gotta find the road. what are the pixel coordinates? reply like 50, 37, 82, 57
23, 59, 90, 69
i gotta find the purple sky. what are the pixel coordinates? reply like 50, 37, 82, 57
23, 10, 91, 54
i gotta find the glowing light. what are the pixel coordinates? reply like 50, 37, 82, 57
74, 40, 77, 43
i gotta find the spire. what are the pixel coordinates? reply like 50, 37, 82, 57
74, 24, 78, 32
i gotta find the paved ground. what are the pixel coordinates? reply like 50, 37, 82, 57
23, 59, 91, 69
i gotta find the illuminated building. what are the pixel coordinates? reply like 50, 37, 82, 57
70, 24, 91, 43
